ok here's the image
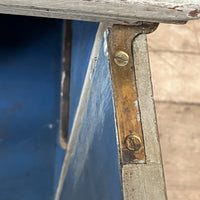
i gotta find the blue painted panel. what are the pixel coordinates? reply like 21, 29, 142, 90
60, 39, 123, 200
68, 21, 99, 135
54, 21, 99, 192
0, 15, 64, 200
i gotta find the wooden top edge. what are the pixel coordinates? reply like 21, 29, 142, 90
0, 0, 199, 24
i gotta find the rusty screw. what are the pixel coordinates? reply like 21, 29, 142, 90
114, 51, 129, 67
125, 134, 142, 151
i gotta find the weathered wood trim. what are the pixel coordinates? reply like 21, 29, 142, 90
122, 34, 167, 200
0, 0, 199, 24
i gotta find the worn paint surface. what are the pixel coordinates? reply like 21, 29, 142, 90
68, 21, 99, 136
0, 0, 199, 24
121, 34, 167, 200
59, 37, 123, 200
0, 15, 64, 200
56, 21, 98, 197
54, 23, 107, 200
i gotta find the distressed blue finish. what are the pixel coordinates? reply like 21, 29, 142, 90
60, 39, 123, 200
0, 15, 64, 200
68, 21, 99, 135
55, 21, 99, 191
0, 16, 121, 200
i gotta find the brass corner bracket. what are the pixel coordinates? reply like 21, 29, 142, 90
108, 23, 158, 164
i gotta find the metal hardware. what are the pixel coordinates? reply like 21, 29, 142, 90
125, 134, 142, 151
114, 51, 129, 67
108, 23, 158, 164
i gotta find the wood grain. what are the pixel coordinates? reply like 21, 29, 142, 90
0, 0, 199, 24
148, 20, 200, 104
156, 102, 200, 200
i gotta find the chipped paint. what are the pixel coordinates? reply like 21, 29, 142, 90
61, 71, 65, 88
168, 5, 183, 12
188, 9, 200, 17
55, 23, 107, 200
48, 124, 53, 129
134, 100, 141, 122
0, 0, 200, 24
103, 31, 108, 57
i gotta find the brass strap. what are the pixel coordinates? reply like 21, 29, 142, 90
108, 23, 158, 164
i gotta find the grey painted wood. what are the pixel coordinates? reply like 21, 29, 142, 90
122, 34, 167, 200
0, 0, 199, 24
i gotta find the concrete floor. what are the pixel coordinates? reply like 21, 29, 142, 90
147, 20, 200, 200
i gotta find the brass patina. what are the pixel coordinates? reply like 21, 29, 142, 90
108, 23, 158, 164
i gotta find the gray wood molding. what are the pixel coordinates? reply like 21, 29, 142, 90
0, 0, 199, 24
122, 34, 167, 200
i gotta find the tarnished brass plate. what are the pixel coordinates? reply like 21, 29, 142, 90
108, 24, 157, 164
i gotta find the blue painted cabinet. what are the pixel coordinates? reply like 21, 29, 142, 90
60, 32, 123, 200
0, 15, 64, 200
0, 15, 122, 200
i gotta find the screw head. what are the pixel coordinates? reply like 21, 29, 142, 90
125, 134, 142, 151
114, 51, 129, 67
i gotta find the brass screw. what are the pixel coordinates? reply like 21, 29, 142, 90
114, 51, 129, 67
125, 134, 142, 151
